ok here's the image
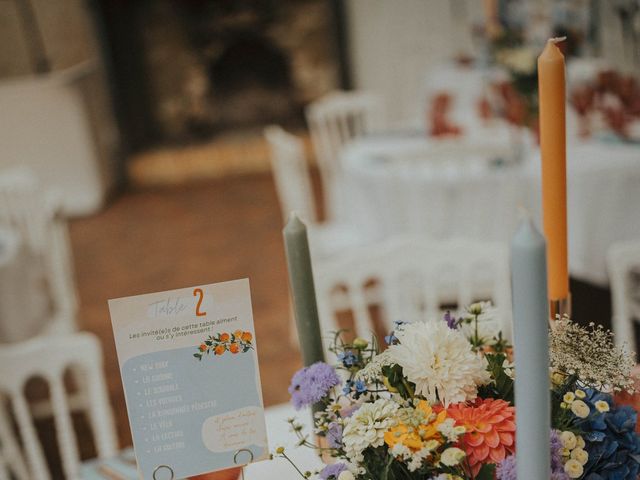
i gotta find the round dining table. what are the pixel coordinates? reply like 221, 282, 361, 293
340, 131, 640, 286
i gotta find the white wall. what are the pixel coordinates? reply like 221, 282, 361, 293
346, 0, 479, 128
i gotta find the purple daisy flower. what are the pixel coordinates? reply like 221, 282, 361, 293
319, 462, 348, 480
288, 362, 341, 410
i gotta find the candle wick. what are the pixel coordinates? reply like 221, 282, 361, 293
548, 36, 567, 44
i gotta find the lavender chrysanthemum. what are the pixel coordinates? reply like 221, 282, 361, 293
549, 429, 566, 473
318, 462, 348, 480
496, 455, 516, 480
326, 421, 343, 448
496, 430, 569, 480
288, 362, 341, 410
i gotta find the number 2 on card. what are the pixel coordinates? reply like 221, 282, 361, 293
193, 288, 206, 317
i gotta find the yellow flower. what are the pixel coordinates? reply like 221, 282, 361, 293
384, 400, 446, 451
563, 392, 576, 403
576, 435, 585, 449
551, 371, 566, 385
575, 389, 586, 399
571, 400, 590, 418
564, 459, 584, 478
570, 447, 589, 465
595, 400, 610, 413
560, 431, 577, 450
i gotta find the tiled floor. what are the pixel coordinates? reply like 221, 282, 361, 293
69, 173, 303, 448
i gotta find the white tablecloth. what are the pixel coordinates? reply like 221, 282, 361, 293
341, 134, 640, 286
245, 403, 323, 479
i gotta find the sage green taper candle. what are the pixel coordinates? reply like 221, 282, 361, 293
283, 212, 325, 366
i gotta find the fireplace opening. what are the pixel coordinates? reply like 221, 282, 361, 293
96, 0, 346, 152
209, 33, 297, 129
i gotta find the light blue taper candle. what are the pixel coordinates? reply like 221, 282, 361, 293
511, 217, 550, 479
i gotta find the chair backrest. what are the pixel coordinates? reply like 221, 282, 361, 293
0, 167, 78, 323
306, 90, 383, 173
0, 332, 118, 480
313, 236, 512, 355
265, 126, 317, 224
608, 241, 640, 358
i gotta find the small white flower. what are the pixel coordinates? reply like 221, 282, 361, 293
560, 431, 577, 450
338, 471, 355, 480
595, 400, 610, 413
575, 389, 586, 399
354, 350, 394, 383
390, 443, 410, 458
564, 458, 584, 478
563, 392, 575, 403
571, 447, 589, 465
571, 399, 590, 418
440, 447, 466, 466
576, 435, 586, 449
437, 418, 462, 442
342, 398, 399, 462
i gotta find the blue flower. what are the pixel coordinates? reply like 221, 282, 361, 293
579, 390, 640, 479
288, 362, 341, 410
319, 462, 348, 480
385, 321, 407, 345
342, 379, 367, 398
337, 351, 359, 368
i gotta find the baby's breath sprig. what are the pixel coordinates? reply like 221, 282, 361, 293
549, 316, 636, 393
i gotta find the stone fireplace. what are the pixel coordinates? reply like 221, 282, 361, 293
98, 0, 344, 150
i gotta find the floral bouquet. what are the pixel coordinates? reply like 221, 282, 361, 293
276, 303, 640, 480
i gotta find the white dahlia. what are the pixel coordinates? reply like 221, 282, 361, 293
342, 398, 399, 462
387, 321, 490, 406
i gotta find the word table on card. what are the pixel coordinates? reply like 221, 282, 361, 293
109, 279, 268, 479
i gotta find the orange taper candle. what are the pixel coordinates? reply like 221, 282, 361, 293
538, 38, 569, 301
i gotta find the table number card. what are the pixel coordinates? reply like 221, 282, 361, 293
109, 279, 268, 479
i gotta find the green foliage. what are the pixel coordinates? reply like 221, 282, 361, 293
382, 364, 415, 400
477, 353, 514, 404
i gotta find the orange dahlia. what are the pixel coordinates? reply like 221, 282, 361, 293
446, 398, 516, 476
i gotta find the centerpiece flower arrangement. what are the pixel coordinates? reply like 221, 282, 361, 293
275, 303, 640, 480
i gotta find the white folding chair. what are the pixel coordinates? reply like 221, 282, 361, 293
265, 126, 363, 259
0, 168, 78, 336
312, 236, 512, 358
0, 332, 118, 480
305, 90, 384, 220
608, 241, 640, 359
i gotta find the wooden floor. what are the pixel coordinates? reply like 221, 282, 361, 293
69, 173, 302, 448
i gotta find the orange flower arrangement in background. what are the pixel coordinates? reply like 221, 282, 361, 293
194, 330, 254, 360
446, 398, 516, 476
